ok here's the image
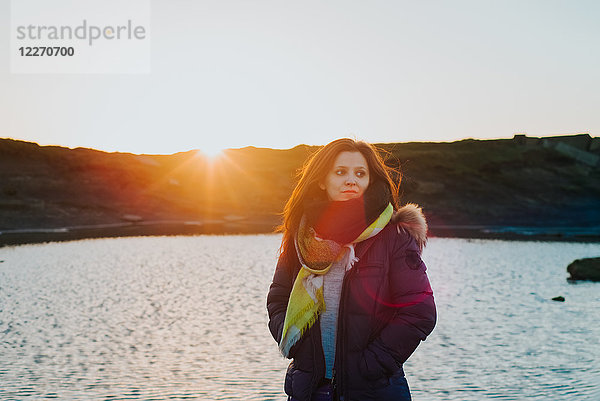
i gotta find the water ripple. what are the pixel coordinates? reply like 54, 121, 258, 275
1, 236, 599, 400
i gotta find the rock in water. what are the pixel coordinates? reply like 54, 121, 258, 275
552, 296, 565, 302
567, 257, 600, 282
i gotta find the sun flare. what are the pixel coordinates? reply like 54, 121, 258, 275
198, 145, 225, 160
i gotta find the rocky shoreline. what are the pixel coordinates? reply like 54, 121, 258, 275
1, 220, 599, 247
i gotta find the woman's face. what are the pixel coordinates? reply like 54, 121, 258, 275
320, 151, 370, 201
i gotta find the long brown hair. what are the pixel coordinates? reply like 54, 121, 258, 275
278, 138, 400, 257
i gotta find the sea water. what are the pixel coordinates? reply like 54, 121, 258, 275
0, 235, 599, 400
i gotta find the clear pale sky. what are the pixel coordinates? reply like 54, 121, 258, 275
1, 0, 599, 155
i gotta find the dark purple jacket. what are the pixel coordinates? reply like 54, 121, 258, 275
267, 206, 437, 401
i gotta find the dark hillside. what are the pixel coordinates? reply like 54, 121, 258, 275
380, 139, 600, 227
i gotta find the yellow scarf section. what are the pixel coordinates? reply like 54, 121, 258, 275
279, 203, 393, 357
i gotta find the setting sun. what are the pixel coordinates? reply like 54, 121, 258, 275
198, 145, 225, 160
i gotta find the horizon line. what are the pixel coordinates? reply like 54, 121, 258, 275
1, 131, 595, 156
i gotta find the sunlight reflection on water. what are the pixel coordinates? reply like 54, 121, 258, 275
0, 235, 599, 400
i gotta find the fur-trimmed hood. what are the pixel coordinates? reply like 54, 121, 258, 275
391, 203, 428, 251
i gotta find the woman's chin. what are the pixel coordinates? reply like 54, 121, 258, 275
337, 193, 360, 201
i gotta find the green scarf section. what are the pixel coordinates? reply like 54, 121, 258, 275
279, 203, 393, 357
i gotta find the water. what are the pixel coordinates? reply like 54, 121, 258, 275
0, 235, 599, 400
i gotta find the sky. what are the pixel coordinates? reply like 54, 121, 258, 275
1, 0, 599, 155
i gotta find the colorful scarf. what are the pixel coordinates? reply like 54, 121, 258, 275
279, 193, 393, 357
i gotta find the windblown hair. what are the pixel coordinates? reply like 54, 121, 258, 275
278, 138, 400, 258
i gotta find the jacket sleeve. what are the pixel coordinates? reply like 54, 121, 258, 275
266, 249, 297, 347
359, 230, 437, 380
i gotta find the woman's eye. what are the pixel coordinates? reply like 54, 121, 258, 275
335, 169, 345, 176
356, 171, 365, 177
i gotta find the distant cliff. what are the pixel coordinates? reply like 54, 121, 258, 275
1, 134, 599, 244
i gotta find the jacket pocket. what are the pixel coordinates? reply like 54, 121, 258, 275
356, 262, 385, 276
347, 352, 390, 392
285, 362, 312, 399
284, 362, 294, 396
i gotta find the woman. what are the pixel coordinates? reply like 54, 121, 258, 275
267, 139, 436, 401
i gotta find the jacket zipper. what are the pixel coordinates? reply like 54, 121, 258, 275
331, 367, 337, 399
